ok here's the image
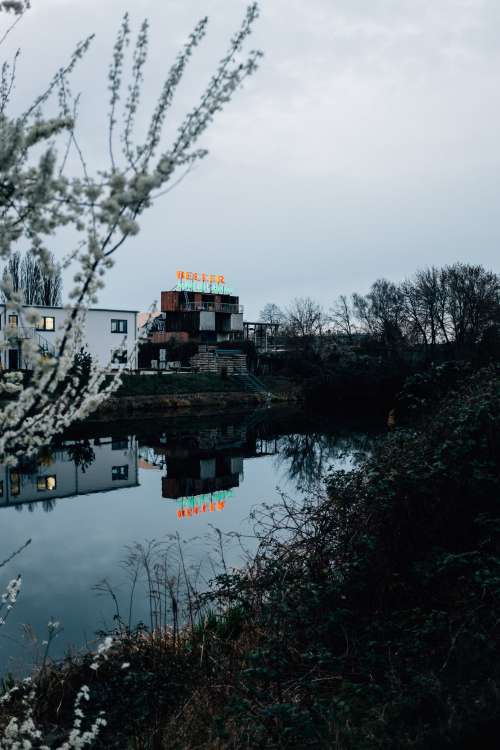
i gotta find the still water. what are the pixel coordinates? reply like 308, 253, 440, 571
0, 407, 375, 674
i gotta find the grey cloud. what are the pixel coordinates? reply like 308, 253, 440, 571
2, 0, 499, 318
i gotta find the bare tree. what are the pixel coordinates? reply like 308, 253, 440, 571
352, 292, 375, 336
37, 252, 62, 306
401, 267, 447, 351
1, 250, 21, 299
20, 252, 42, 305
285, 297, 328, 338
2, 250, 63, 305
330, 294, 355, 342
259, 302, 285, 326
442, 263, 500, 347
353, 279, 406, 353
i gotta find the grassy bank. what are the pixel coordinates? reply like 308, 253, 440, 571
1, 366, 499, 748
116, 372, 243, 396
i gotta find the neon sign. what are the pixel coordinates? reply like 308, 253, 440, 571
176, 490, 232, 520
175, 270, 233, 295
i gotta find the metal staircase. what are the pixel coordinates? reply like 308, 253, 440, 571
20, 325, 56, 357
232, 371, 269, 394
5, 323, 56, 368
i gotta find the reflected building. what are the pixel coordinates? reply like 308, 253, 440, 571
0, 407, 368, 515
162, 455, 244, 499
139, 419, 276, 520
161, 454, 243, 520
0, 437, 139, 509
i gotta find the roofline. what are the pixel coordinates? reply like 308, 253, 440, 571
0, 304, 139, 314
0, 481, 141, 508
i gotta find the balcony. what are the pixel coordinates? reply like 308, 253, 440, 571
179, 302, 243, 315
3, 325, 55, 355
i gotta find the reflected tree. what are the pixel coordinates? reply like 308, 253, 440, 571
276, 430, 375, 492
42, 499, 56, 513
66, 440, 96, 473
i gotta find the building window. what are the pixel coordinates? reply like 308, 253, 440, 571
111, 319, 128, 334
111, 349, 128, 365
112, 465, 128, 481
8, 314, 18, 328
36, 316, 55, 332
112, 438, 129, 451
10, 472, 20, 496
37, 475, 57, 492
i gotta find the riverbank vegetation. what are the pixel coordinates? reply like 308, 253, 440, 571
257, 262, 499, 417
114, 373, 298, 399
116, 372, 243, 396
1, 364, 498, 748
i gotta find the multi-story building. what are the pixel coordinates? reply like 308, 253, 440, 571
147, 271, 244, 348
0, 304, 138, 370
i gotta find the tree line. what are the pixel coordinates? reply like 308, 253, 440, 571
1, 250, 63, 307
260, 262, 500, 355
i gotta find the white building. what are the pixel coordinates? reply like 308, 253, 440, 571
0, 304, 138, 370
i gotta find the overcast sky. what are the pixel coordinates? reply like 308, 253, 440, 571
4, 0, 500, 318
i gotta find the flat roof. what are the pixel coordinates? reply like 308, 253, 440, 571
0, 304, 139, 313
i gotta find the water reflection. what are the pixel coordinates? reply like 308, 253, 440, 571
0, 409, 375, 516
0, 437, 139, 511
276, 430, 373, 493
0, 408, 379, 673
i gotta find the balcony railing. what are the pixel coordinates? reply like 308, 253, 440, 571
179, 302, 243, 314
4, 324, 56, 356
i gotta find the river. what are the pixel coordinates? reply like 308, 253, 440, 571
0, 406, 378, 675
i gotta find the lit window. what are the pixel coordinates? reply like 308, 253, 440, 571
8, 314, 18, 328
112, 465, 128, 481
111, 319, 128, 334
10, 472, 20, 496
37, 316, 55, 332
37, 475, 57, 492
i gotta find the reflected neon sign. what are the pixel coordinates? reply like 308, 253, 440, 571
176, 490, 232, 520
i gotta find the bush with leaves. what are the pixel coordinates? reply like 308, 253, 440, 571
198, 365, 500, 748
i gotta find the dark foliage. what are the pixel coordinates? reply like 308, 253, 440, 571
202, 365, 500, 748
65, 439, 95, 472
1, 368, 498, 749
116, 372, 242, 396
303, 355, 411, 417
70, 348, 93, 389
